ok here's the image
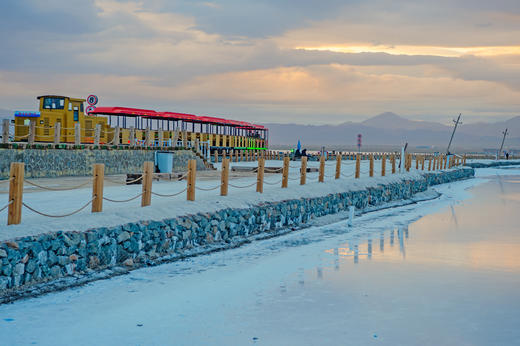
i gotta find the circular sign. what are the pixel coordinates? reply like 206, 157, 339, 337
87, 94, 98, 106
86, 105, 97, 114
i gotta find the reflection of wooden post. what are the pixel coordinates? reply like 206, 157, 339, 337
391, 154, 396, 174
53, 122, 61, 145
335, 154, 341, 179
381, 154, 386, 176
221, 158, 229, 196
92, 164, 104, 213
8, 162, 24, 225
28, 120, 36, 145
369, 154, 374, 177
129, 126, 136, 147
355, 154, 361, 178
187, 159, 196, 201
300, 156, 307, 185
256, 158, 265, 193
1, 119, 9, 144
282, 156, 289, 188
141, 161, 153, 207
74, 123, 81, 145
319, 155, 325, 182
94, 124, 101, 146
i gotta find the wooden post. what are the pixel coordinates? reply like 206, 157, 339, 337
256, 158, 265, 193
8, 162, 24, 225
182, 130, 188, 148
94, 124, 101, 146
221, 158, 229, 196
282, 156, 289, 188
2, 119, 10, 144
214, 151, 218, 163
240, 150, 244, 162
300, 156, 307, 185
158, 129, 164, 148
415, 155, 419, 170
172, 129, 180, 148
428, 156, 432, 171
141, 161, 153, 207
74, 122, 81, 145
391, 154, 395, 174
129, 126, 136, 147
28, 120, 36, 145
421, 155, 425, 170
113, 126, 120, 146
406, 154, 411, 172
369, 154, 374, 177
355, 154, 361, 178
145, 127, 151, 147
235, 150, 238, 162
53, 122, 61, 145
319, 155, 325, 182
463, 155, 466, 165
92, 164, 104, 213
381, 154, 386, 176
335, 154, 341, 179
187, 159, 196, 201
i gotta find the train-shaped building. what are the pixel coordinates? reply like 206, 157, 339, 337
14, 95, 269, 152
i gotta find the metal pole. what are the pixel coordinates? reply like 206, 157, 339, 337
446, 113, 462, 155
497, 128, 508, 160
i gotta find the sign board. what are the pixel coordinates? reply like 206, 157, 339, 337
86, 105, 96, 114
357, 134, 362, 150
87, 94, 98, 106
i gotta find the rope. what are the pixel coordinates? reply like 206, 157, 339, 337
263, 179, 282, 185
195, 185, 220, 191
104, 175, 143, 185
103, 193, 143, 203
15, 133, 31, 139
0, 200, 13, 213
151, 188, 187, 197
22, 198, 94, 218
341, 172, 356, 178
24, 179, 91, 191
287, 175, 300, 181
229, 182, 257, 189
0, 178, 12, 185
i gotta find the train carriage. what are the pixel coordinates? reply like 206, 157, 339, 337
13, 95, 268, 152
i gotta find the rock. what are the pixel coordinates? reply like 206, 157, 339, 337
0, 249, 7, 258
58, 256, 70, 266
25, 259, 37, 274
14, 263, 25, 276
50, 265, 61, 277
65, 263, 75, 275
88, 256, 100, 268
69, 254, 78, 261
2, 263, 12, 276
48, 251, 58, 265
37, 251, 47, 264
117, 231, 131, 243
122, 258, 134, 267
0, 277, 10, 290
21, 254, 29, 264
6, 241, 19, 250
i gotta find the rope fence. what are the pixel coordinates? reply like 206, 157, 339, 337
2, 153, 463, 225
22, 198, 94, 218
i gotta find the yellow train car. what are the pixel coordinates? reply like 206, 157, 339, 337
14, 95, 110, 144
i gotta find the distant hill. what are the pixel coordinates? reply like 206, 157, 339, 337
264, 113, 520, 150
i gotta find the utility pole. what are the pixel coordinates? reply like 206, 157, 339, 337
446, 113, 462, 155
497, 128, 508, 160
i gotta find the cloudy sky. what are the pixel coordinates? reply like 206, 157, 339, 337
1, 0, 519, 124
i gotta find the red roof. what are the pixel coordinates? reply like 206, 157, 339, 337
90, 106, 266, 130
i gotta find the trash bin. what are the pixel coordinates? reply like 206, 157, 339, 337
155, 151, 173, 173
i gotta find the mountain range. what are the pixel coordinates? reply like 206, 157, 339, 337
264, 112, 520, 151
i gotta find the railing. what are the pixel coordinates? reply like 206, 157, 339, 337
0, 153, 466, 226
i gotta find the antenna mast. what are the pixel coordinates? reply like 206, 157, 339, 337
497, 128, 508, 160
446, 113, 462, 155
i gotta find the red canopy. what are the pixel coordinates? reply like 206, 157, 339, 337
90, 107, 157, 117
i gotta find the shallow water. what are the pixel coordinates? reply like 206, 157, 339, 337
1, 172, 519, 346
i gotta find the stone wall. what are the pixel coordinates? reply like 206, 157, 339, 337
0, 168, 474, 301
465, 160, 520, 168
0, 148, 208, 179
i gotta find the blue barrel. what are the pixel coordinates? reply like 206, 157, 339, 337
156, 152, 173, 173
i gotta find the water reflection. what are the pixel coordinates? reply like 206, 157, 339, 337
322, 174, 520, 273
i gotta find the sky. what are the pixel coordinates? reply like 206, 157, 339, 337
0, 0, 519, 125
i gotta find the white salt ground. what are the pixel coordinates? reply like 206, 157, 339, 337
0, 159, 447, 241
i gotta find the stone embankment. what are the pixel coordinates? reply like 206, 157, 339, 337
0, 168, 474, 303
465, 160, 520, 169
0, 148, 208, 179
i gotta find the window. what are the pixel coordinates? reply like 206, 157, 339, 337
73, 107, 79, 122
43, 97, 65, 110
80, 103, 84, 112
